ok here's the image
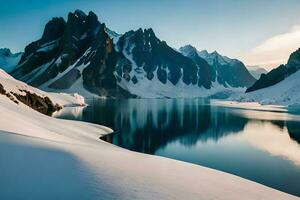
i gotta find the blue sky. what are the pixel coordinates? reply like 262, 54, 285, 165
1, 0, 300, 69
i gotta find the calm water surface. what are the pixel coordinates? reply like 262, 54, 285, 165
54, 98, 300, 197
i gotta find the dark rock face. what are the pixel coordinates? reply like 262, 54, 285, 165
246, 48, 300, 93
116, 29, 207, 87
81, 25, 119, 96
12, 10, 124, 96
179, 45, 215, 89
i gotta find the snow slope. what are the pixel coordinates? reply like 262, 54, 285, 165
0, 69, 85, 107
231, 69, 300, 107
0, 85, 298, 199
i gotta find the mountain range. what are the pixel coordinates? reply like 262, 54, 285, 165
179, 45, 256, 88
2, 9, 298, 101
0, 48, 23, 73
4, 10, 256, 98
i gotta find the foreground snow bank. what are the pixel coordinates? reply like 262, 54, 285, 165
0, 69, 85, 107
0, 94, 297, 199
230, 70, 300, 107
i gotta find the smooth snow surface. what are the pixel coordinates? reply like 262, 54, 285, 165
231, 69, 300, 107
0, 81, 298, 199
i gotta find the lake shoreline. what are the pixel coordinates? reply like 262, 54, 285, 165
52, 99, 300, 198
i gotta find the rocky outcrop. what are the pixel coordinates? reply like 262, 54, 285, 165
14, 90, 62, 115
0, 83, 61, 115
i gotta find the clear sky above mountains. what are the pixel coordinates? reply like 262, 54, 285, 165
1, 0, 300, 70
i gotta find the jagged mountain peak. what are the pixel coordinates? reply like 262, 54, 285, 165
40, 17, 66, 44
125, 28, 158, 40
179, 45, 198, 57
180, 46, 234, 65
179, 45, 256, 88
180, 45, 239, 66
0, 48, 12, 56
11, 10, 257, 98
74, 9, 87, 17
198, 49, 209, 54
211, 50, 219, 55
0, 48, 22, 57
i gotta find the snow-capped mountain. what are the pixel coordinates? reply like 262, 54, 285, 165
246, 65, 268, 79
179, 45, 256, 88
0, 48, 23, 73
247, 48, 300, 93
114, 29, 230, 97
11, 10, 255, 98
12, 10, 130, 97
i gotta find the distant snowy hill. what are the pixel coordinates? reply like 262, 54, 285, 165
11, 10, 255, 98
0, 48, 22, 73
246, 65, 268, 79
179, 45, 256, 88
232, 69, 300, 106
247, 48, 300, 93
